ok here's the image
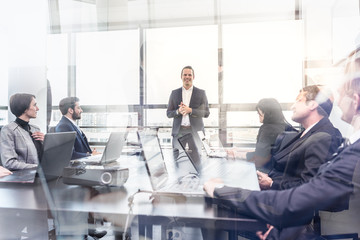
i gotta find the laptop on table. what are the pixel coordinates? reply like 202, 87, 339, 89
137, 130, 204, 197
71, 132, 128, 166
0, 131, 77, 183
178, 133, 260, 191
197, 131, 227, 158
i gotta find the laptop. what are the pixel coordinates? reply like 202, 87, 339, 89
71, 132, 128, 165
137, 130, 204, 196
0, 131, 76, 183
178, 133, 260, 190
197, 131, 227, 158
0, 168, 37, 183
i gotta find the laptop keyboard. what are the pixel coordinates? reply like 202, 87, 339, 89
208, 150, 227, 158
163, 174, 201, 193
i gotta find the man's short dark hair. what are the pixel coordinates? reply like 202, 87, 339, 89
301, 85, 333, 117
9, 93, 36, 117
181, 66, 195, 78
59, 97, 79, 115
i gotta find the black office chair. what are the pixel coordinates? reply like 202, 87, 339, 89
47, 126, 56, 133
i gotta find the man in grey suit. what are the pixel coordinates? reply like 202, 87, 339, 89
167, 66, 210, 156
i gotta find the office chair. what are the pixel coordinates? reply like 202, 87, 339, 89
319, 161, 360, 240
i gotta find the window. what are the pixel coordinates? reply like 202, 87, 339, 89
145, 25, 218, 104
222, 20, 303, 103
76, 30, 140, 105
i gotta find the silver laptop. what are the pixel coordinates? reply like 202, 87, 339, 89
0, 131, 76, 183
71, 132, 128, 165
178, 133, 260, 190
197, 131, 227, 158
137, 130, 204, 197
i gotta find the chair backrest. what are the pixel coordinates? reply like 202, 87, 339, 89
319, 159, 360, 237
271, 130, 298, 155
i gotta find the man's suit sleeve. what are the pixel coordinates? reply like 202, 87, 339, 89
55, 122, 88, 159
190, 89, 210, 118
166, 90, 181, 119
275, 132, 333, 190
213, 147, 356, 229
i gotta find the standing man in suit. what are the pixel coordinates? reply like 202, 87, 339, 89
55, 97, 99, 159
167, 66, 210, 156
257, 85, 342, 190
204, 50, 360, 239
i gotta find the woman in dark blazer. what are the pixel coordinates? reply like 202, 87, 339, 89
0, 93, 44, 170
246, 98, 296, 171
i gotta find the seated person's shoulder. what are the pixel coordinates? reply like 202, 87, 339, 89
271, 130, 298, 154
1, 122, 17, 135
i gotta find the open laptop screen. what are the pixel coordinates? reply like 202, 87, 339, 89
0, 132, 76, 183
100, 132, 128, 164
137, 131, 168, 190
178, 133, 202, 173
40, 131, 76, 181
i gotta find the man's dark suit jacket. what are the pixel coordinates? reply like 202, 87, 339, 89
166, 86, 210, 136
214, 138, 360, 238
268, 117, 342, 190
55, 116, 92, 159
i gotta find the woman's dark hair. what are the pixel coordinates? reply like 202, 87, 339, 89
256, 98, 286, 124
9, 93, 35, 117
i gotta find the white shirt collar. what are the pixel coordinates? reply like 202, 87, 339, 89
64, 115, 78, 126
349, 129, 360, 144
182, 85, 193, 92
301, 120, 320, 138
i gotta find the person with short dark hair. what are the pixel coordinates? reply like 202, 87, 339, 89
204, 49, 360, 239
55, 97, 99, 159
0, 93, 44, 170
256, 85, 342, 191
167, 66, 210, 156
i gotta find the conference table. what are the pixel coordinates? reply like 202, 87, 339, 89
0, 148, 266, 240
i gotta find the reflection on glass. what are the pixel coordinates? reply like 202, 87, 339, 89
222, 20, 303, 103
146, 25, 218, 104
76, 30, 140, 105
47, 34, 68, 105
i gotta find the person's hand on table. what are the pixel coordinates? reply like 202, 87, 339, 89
203, 178, 224, 198
257, 170, 273, 190
91, 148, 101, 155
0, 166, 12, 178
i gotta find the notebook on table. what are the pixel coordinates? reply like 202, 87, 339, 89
71, 132, 128, 165
137, 130, 204, 197
178, 133, 260, 191
0, 131, 77, 183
